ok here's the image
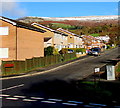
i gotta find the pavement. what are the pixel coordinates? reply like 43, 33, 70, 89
1, 47, 120, 81
1, 48, 120, 108
1, 54, 91, 80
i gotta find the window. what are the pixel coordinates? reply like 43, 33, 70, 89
0, 27, 9, 35
0, 48, 9, 58
47, 43, 51, 47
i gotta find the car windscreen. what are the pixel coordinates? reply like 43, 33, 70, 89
91, 48, 99, 51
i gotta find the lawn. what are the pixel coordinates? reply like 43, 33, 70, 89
90, 33, 100, 37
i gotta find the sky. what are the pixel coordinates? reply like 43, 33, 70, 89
1, 0, 119, 19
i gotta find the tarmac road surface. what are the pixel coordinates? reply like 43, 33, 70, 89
1, 47, 119, 108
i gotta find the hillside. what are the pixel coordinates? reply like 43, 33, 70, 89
17, 16, 118, 28
17, 16, 119, 45
17, 15, 118, 22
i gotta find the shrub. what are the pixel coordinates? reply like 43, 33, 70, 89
60, 48, 68, 54
61, 48, 86, 54
106, 45, 111, 49
116, 62, 120, 78
76, 48, 86, 53
53, 48, 59, 55
44, 46, 54, 56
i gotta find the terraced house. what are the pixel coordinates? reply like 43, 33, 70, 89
0, 16, 46, 62
57, 28, 83, 48
82, 35, 104, 49
32, 23, 54, 48
32, 23, 68, 51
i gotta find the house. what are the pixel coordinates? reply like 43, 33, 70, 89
32, 23, 68, 51
53, 30, 68, 51
82, 35, 104, 49
0, 16, 46, 62
95, 35, 110, 43
32, 23, 54, 48
57, 28, 83, 48
74, 34, 83, 48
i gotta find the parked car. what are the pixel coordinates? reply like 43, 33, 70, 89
88, 47, 101, 56
68, 49, 74, 53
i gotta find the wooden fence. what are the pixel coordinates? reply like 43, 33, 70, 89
1, 53, 76, 76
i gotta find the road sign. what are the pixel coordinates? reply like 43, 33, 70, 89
94, 67, 100, 73
4, 64, 14, 68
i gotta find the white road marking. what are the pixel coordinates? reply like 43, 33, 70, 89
62, 102, 78, 106
13, 95, 26, 98
0, 94, 10, 97
47, 98, 62, 101
84, 105, 94, 108
89, 103, 107, 107
68, 100, 83, 104
6, 97, 18, 100
0, 93, 111, 108
0, 84, 24, 91
41, 101, 56, 104
23, 99, 37, 102
31, 97, 44, 100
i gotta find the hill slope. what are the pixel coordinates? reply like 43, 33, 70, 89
17, 15, 118, 23
17, 16, 119, 45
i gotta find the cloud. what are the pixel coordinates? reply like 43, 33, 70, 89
1, 0, 27, 18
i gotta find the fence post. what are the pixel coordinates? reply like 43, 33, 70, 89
50, 55, 52, 65
45, 56, 47, 66
12, 60, 15, 74
33, 57, 36, 68
25, 59, 27, 71
1, 60, 4, 76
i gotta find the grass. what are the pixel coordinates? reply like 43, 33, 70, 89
116, 62, 120, 78
116, 64, 120, 72
52, 23, 76, 29
81, 81, 95, 85
90, 33, 100, 37
78, 81, 113, 100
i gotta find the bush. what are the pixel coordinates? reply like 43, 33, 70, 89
106, 45, 111, 49
116, 62, 120, 78
76, 48, 86, 53
44, 46, 54, 56
53, 48, 59, 55
61, 48, 86, 54
60, 48, 68, 54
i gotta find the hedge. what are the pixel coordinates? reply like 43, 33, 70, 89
61, 48, 86, 54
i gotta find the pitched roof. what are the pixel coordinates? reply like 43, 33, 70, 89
32, 23, 68, 36
57, 28, 82, 38
54, 30, 68, 36
0, 16, 46, 33
32, 23, 55, 32
82, 35, 97, 40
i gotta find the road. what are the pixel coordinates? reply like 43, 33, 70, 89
1, 47, 120, 108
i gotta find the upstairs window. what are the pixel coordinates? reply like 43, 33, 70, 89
0, 27, 9, 35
